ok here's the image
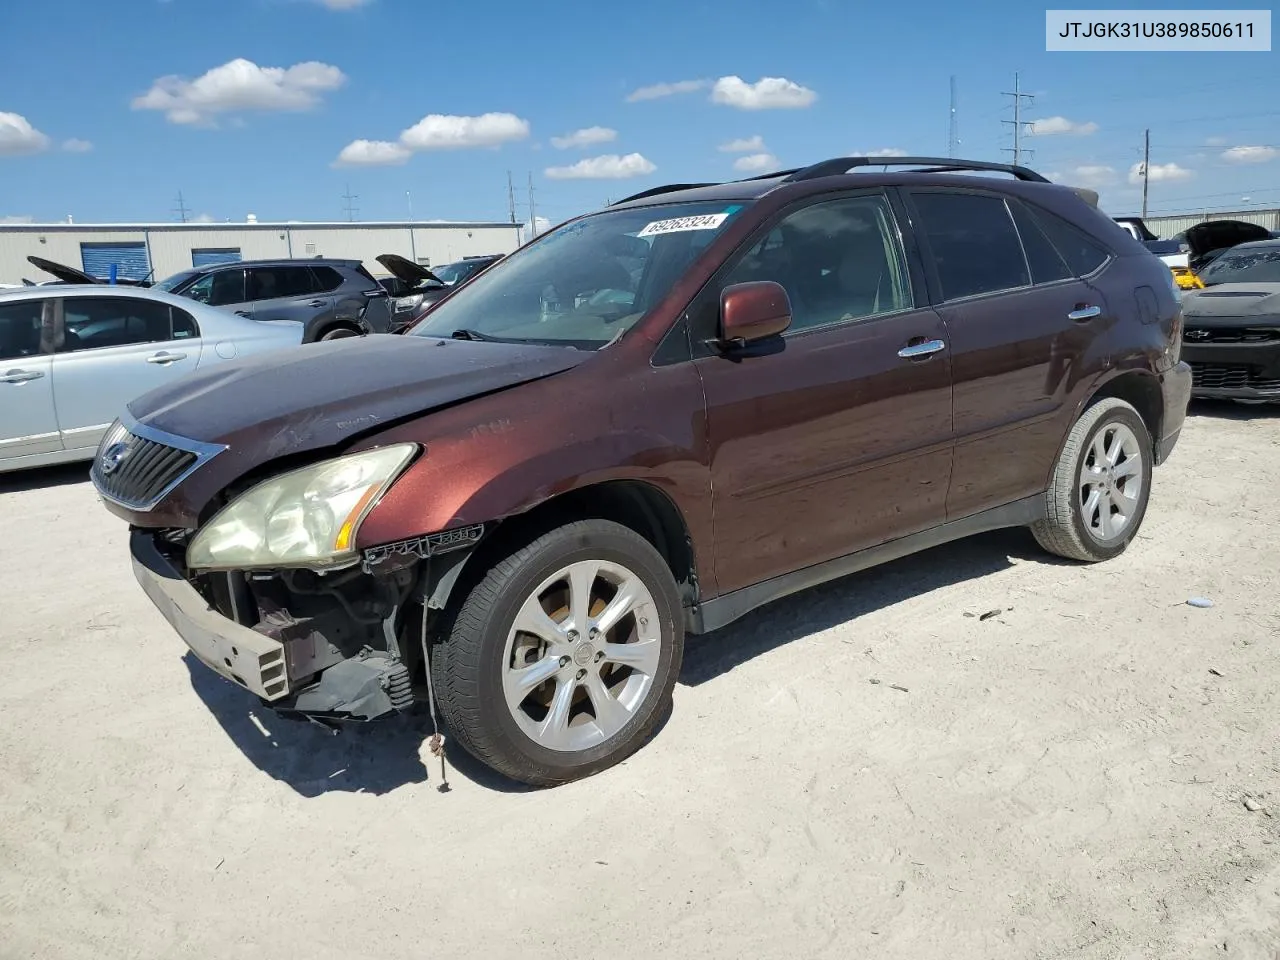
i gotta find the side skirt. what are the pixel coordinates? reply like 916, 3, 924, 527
685, 494, 1047, 635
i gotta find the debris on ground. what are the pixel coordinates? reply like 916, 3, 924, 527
890, 684, 910, 693
1209, 668, 1224, 677
979, 609, 1003, 621
1187, 597, 1215, 609
1243, 797, 1266, 813
869, 678, 882, 685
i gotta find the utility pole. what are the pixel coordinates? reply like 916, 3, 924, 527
342, 183, 359, 222
1141, 129, 1151, 218
406, 190, 413, 220
1001, 72, 1035, 165
948, 76, 959, 158
507, 171, 517, 224
527, 172, 537, 237
172, 190, 190, 223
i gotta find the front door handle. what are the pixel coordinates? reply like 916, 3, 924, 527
308, 299, 328, 308
1068, 305, 1102, 322
235, 310, 253, 318
898, 338, 947, 360
1, 368, 44, 384
146, 351, 188, 365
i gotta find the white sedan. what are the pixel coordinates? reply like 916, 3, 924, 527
0, 284, 303, 474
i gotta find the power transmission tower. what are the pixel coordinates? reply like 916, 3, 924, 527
948, 76, 960, 158
507, 171, 517, 223
342, 184, 359, 222
527, 172, 537, 236
1141, 129, 1151, 218
1001, 72, 1035, 165
172, 190, 190, 223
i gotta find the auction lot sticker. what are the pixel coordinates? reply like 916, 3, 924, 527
637, 213, 730, 237
1046, 9, 1271, 51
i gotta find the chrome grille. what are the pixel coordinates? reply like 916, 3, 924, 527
90, 419, 223, 510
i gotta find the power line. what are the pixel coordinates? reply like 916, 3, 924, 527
1001, 72, 1035, 165
341, 183, 359, 222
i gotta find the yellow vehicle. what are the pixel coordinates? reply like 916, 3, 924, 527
1170, 266, 1204, 290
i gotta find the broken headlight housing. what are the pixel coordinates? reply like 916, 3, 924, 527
186, 444, 418, 572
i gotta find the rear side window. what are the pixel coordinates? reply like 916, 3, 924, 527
59, 298, 183, 352
911, 192, 1030, 300
171, 307, 199, 339
310, 266, 344, 293
1009, 201, 1073, 284
247, 266, 318, 301
1026, 205, 1110, 276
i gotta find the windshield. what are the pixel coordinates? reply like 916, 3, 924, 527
153, 270, 198, 293
410, 200, 750, 349
1200, 246, 1280, 286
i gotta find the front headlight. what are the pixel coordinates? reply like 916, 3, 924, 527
187, 444, 418, 572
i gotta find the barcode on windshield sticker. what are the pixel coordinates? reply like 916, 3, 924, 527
636, 213, 730, 237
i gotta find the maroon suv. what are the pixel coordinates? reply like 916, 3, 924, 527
93, 157, 1192, 787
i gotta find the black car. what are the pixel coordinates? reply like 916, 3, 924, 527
376, 253, 504, 327
152, 258, 392, 342
1181, 238, 1280, 402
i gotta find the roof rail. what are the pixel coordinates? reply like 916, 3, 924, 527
612, 183, 718, 205
784, 156, 1051, 184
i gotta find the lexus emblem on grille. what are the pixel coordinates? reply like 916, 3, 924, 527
99, 441, 130, 476
1185, 330, 1210, 340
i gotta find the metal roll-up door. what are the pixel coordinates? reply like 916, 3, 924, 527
192, 248, 242, 268
80, 242, 150, 281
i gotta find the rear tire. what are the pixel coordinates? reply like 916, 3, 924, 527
431, 519, 684, 787
1032, 397, 1153, 562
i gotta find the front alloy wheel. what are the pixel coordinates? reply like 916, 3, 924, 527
431, 519, 684, 786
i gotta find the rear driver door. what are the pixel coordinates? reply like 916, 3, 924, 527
248, 266, 334, 325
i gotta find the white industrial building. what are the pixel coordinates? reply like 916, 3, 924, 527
0, 219, 524, 286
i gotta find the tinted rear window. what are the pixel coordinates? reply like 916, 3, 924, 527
911, 192, 1030, 300
1009, 201, 1073, 285
1026, 205, 1110, 276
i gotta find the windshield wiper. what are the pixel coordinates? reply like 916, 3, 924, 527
450, 328, 500, 342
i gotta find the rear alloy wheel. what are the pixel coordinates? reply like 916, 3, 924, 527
1032, 397, 1153, 562
431, 520, 684, 786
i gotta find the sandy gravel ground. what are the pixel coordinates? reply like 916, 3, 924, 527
1, 402, 1278, 960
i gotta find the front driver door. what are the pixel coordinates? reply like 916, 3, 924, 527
0, 298, 60, 462
51, 296, 201, 454
689, 190, 955, 595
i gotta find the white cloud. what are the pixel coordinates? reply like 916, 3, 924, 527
1222, 145, 1278, 165
61, 138, 93, 153
132, 58, 346, 125
1061, 164, 1118, 188
1129, 161, 1193, 184
521, 215, 554, 243
1205, 136, 1228, 147
711, 76, 817, 110
1027, 115, 1099, 136
193, 213, 215, 223
0, 214, 34, 224
625, 79, 709, 102
733, 152, 779, 173
719, 135, 766, 153
544, 152, 656, 180
399, 112, 530, 150
0, 112, 51, 156
550, 126, 617, 149
855, 147, 908, 158
333, 139, 411, 167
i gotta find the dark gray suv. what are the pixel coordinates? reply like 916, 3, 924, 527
153, 258, 391, 342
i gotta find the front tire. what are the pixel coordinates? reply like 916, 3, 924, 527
1032, 397, 1153, 562
431, 520, 685, 787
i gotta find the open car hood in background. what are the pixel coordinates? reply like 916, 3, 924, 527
27, 255, 102, 285
1181, 220, 1273, 258
376, 253, 444, 287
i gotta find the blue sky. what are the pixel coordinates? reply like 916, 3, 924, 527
1, 0, 1277, 227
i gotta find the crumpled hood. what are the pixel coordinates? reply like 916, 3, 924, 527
1182, 283, 1280, 320
128, 333, 589, 456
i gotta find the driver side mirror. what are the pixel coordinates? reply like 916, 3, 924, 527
718, 280, 792, 348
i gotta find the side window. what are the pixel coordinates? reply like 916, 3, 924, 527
171, 307, 200, 339
719, 194, 913, 333
1026, 205, 1110, 276
0, 301, 48, 361
59, 298, 177, 352
183, 273, 214, 304
310, 266, 344, 293
248, 267, 316, 301
1009, 201, 1073, 285
911, 192, 1030, 300
209, 269, 246, 306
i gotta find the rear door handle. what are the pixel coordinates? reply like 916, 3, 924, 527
308, 300, 328, 308
146, 351, 187, 364
1, 368, 44, 383
235, 310, 253, 318
898, 338, 947, 360
1068, 305, 1102, 322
